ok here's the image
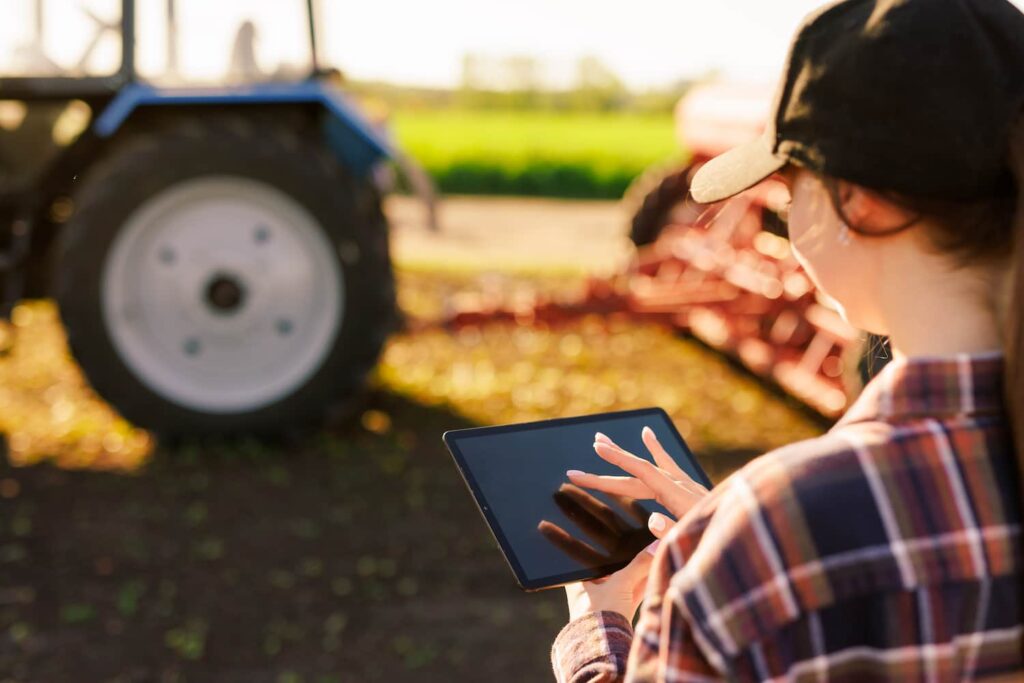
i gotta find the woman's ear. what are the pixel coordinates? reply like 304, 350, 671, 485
836, 180, 916, 233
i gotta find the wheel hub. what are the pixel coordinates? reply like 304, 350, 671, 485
204, 272, 246, 314
101, 176, 345, 414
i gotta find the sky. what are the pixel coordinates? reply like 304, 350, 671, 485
6, 0, 1024, 90
319, 0, 1024, 90
321, 0, 829, 89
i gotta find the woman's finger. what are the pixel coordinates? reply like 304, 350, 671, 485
598, 429, 708, 496
641, 426, 690, 481
592, 441, 707, 518
593, 432, 704, 497
590, 537, 657, 588
596, 429, 692, 486
646, 512, 675, 540
566, 470, 653, 500
592, 441, 692, 515
591, 440, 658, 478
597, 438, 707, 497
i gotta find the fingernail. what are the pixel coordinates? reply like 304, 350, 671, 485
566, 469, 584, 478
648, 514, 666, 531
645, 540, 661, 556
595, 431, 608, 441
642, 425, 654, 438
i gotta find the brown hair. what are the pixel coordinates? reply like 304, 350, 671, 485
820, 122, 1024, 652
1007, 123, 1024, 591
819, 137, 1020, 428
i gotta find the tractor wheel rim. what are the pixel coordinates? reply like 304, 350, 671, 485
101, 176, 344, 414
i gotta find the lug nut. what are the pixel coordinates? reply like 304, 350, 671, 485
183, 338, 201, 356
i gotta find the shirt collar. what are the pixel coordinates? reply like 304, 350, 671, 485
832, 350, 1006, 428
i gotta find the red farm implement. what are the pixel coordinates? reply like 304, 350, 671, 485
410, 82, 875, 419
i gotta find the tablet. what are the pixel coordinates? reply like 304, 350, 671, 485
442, 407, 711, 592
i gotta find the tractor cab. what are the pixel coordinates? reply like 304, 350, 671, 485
1, 0, 130, 94
0, 0, 405, 438
0, 0, 330, 198
0, 0, 324, 88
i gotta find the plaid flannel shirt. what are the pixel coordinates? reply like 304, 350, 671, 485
551, 352, 1023, 682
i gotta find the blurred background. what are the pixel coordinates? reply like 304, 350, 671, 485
0, 0, 981, 681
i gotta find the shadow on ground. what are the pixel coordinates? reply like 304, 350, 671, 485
0, 389, 589, 683
0, 265, 825, 682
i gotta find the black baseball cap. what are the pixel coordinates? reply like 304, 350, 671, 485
690, 0, 1024, 204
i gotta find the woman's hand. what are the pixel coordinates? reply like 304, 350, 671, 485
564, 539, 658, 622
562, 426, 710, 623
567, 426, 710, 536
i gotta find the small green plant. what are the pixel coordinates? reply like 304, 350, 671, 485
116, 580, 146, 617
165, 618, 208, 661
60, 603, 96, 624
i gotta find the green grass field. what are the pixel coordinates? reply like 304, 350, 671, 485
392, 109, 686, 199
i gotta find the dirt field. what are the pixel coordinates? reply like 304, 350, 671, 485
0, 197, 826, 682
385, 194, 634, 273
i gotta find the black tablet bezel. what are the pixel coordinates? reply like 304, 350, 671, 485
442, 406, 712, 592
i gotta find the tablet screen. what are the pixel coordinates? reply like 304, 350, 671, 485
444, 407, 711, 591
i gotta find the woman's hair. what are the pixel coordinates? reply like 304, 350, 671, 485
820, 121, 1024, 626
1005, 121, 1024, 567
819, 133, 1021, 429
821, 171, 1017, 265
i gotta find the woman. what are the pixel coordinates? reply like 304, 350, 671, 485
550, 0, 1024, 680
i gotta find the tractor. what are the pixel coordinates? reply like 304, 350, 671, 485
0, 0, 415, 437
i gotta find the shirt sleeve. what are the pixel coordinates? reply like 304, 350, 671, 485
623, 538, 723, 682
550, 537, 724, 683
549, 462, 771, 683
550, 610, 634, 683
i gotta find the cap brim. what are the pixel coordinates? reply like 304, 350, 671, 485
689, 132, 787, 204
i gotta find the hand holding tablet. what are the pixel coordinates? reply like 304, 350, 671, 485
442, 407, 712, 591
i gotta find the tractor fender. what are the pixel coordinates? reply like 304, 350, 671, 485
92, 81, 394, 178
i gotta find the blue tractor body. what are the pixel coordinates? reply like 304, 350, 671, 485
0, 0, 413, 437
93, 81, 394, 178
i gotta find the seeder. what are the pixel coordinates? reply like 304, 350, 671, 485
410, 83, 873, 418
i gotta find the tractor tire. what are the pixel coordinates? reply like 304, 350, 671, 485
623, 163, 704, 247
52, 116, 399, 437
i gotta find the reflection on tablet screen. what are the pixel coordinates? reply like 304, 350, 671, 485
537, 482, 653, 570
